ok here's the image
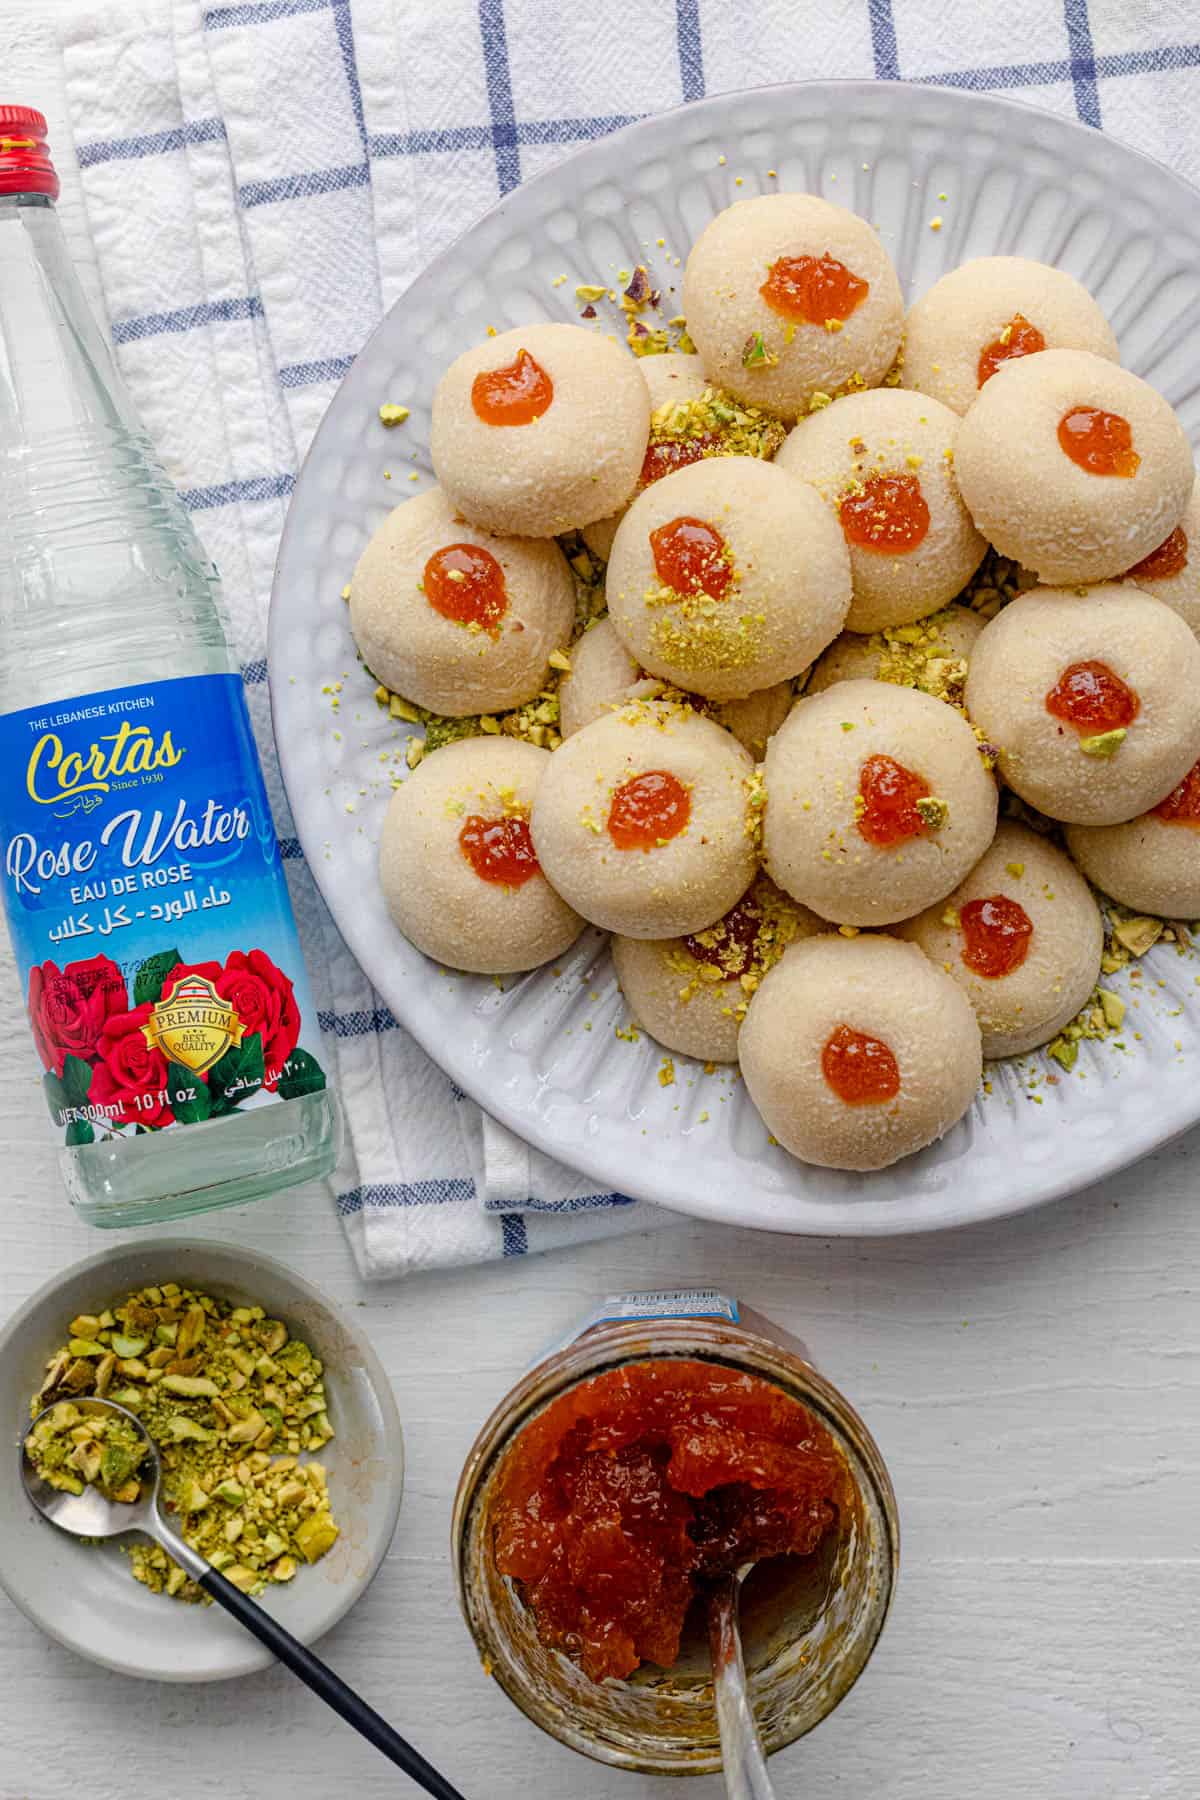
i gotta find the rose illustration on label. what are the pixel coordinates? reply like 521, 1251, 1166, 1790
91, 1002, 175, 1129
28, 954, 127, 1078
29, 945, 325, 1144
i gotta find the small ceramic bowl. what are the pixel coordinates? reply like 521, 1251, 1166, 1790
0, 1240, 404, 1682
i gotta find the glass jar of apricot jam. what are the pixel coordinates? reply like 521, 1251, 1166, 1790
452, 1294, 898, 1776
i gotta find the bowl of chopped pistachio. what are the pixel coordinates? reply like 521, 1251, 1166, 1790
0, 1241, 404, 1680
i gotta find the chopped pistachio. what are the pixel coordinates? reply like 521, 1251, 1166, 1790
627, 320, 670, 356
226, 1410, 267, 1444
27, 1282, 341, 1607
1079, 728, 1127, 758
741, 330, 778, 369
181, 1478, 212, 1514
161, 1374, 219, 1399
100, 1437, 143, 1491
163, 1416, 216, 1445
1112, 915, 1164, 958
276, 1341, 312, 1375
61, 1359, 96, 1393
915, 795, 949, 830
36, 1352, 70, 1402
72, 1440, 103, 1483
295, 1511, 340, 1563
1098, 989, 1126, 1029
175, 1305, 207, 1359
24, 1406, 149, 1503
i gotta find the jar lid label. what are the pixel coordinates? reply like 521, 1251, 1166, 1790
533, 1288, 739, 1364
592, 1288, 740, 1327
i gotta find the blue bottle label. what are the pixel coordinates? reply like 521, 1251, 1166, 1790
0, 673, 326, 1146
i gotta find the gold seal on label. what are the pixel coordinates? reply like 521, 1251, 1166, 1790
141, 973, 243, 1075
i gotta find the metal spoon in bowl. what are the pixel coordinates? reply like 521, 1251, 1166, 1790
21, 1398, 467, 1800
707, 1568, 777, 1800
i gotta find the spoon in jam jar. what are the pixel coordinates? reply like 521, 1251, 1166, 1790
20, 1397, 468, 1800
707, 1566, 778, 1799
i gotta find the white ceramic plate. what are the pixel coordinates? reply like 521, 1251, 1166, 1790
270, 81, 1200, 1237
0, 1242, 404, 1680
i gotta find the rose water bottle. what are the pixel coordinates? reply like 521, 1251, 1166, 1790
0, 108, 338, 1225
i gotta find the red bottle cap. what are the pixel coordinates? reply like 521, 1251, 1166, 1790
0, 105, 59, 200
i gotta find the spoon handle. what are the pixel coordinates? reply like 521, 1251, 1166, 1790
195, 1565, 468, 1800
707, 1576, 777, 1800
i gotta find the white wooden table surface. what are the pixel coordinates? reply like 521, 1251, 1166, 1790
3, 10, 1199, 1798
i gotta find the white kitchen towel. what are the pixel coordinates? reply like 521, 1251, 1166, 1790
57, 0, 670, 1277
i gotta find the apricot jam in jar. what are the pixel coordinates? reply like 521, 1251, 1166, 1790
452, 1293, 898, 1775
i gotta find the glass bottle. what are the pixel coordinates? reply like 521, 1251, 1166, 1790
0, 107, 339, 1225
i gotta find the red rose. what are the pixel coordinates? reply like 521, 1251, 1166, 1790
216, 949, 301, 1088
89, 1002, 173, 1128
162, 959, 223, 993
28, 954, 127, 1077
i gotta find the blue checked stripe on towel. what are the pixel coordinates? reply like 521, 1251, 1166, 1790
57, 0, 1200, 1273
76, 0, 1200, 483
